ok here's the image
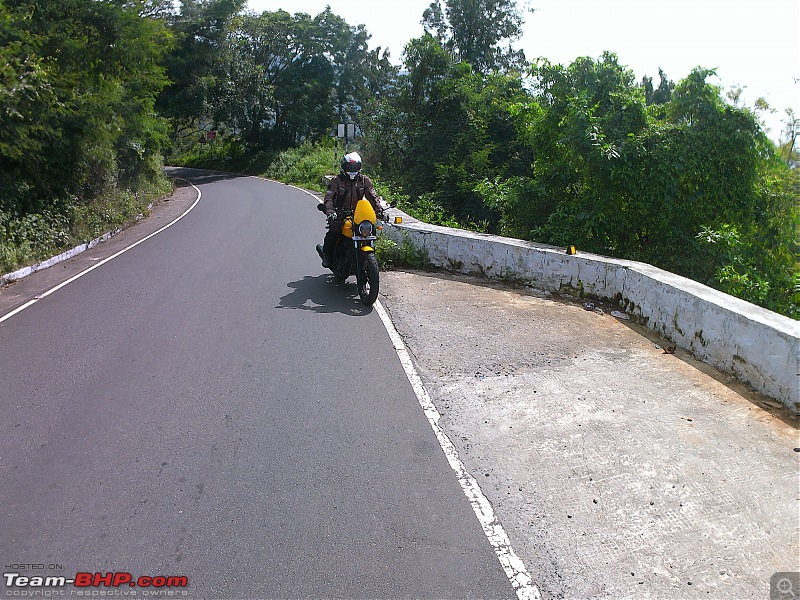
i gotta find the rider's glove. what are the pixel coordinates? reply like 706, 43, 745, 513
326, 210, 337, 224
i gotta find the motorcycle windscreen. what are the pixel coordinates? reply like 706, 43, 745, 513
353, 199, 376, 224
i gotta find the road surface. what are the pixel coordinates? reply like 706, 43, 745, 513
0, 169, 515, 599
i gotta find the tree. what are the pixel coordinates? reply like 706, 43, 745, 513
365, 31, 531, 228
507, 60, 796, 315
306, 8, 398, 133
511, 53, 649, 252
208, 8, 396, 150
0, 0, 171, 213
779, 108, 799, 165
645, 68, 674, 105
421, 0, 526, 73
157, 0, 246, 146
366, 35, 460, 196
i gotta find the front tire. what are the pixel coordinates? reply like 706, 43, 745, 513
358, 252, 379, 306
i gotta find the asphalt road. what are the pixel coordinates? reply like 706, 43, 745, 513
0, 169, 515, 599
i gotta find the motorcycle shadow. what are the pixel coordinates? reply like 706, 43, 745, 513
276, 274, 374, 316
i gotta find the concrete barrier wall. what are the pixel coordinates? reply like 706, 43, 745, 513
383, 216, 799, 412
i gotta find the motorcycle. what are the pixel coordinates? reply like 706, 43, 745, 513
315, 198, 394, 306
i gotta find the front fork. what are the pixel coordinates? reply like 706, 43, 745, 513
354, 241, 374, 285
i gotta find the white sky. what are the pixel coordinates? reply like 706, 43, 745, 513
247, 0, 799, 141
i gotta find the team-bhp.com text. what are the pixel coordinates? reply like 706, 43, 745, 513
4, 573, 188, 590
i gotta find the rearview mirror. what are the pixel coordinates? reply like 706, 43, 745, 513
316, 203, 327, 213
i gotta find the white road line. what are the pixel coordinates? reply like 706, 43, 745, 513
5, 173, 536, 597
266, 175, 540, 597
374, 299, 542, 600
0, 181, 202, 325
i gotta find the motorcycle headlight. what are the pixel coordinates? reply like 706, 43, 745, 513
358, 221, 374, 237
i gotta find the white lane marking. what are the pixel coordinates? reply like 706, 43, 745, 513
0, 181, 202, 325
242, 175, 539, 596
172, 175, 539, 595
374, 299, 541, 600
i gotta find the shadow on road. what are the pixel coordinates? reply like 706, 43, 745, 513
277, 274, 373, 316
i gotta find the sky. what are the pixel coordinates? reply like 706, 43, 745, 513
246, 0, 799, 142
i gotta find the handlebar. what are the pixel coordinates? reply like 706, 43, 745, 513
317, 203, 391, 222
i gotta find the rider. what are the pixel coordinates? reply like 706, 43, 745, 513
317, 152, 381, 269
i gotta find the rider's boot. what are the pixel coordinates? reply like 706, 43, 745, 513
316, 244, 331, 268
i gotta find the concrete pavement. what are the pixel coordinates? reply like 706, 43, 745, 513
379, 270, 799, 600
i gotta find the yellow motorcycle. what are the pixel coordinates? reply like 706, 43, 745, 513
316, 199, 392, 306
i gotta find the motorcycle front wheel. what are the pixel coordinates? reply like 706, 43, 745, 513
358, 252, 380, 306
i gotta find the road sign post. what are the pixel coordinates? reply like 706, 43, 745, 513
336, 123, 356, 156
206, 131, 217, 159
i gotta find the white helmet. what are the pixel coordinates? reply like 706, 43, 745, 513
340, 152, 362, 179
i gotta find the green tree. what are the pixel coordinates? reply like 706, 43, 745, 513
365, 31, 530, 228
421, 0, 526, 73
367, 34, 459, 196
157, 0, 246, 147
0, 0, 171, 214
307, 10, 399, 139
506, 54, 648, 252
209, 7, 396, 150
497, 59, 796, 315
642, 68, 674, 119
778, 108, 799, 165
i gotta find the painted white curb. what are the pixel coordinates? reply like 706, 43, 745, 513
2, 223, 133, 286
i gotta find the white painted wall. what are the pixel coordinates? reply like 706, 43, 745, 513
384, 216, 799, 412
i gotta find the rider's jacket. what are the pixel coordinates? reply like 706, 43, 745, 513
324, 173, 380, 214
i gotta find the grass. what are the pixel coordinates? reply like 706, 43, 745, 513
0, 176, 172, 275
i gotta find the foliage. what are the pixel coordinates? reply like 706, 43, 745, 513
0, 177, 171, 273
157, 0, 246, 140
422, 0, 526, 73
778, 108, 799, 165
641, 68, 675, 107
205, 7, 396, 151
374, 235, 432, 271
364, 33, 531, 230
161, 2, 396, 160
1, 0, 794, 319
509, 59, 795, 316
0, 209, 71, 272
0, 0, 173, 273
0, 0, 171, 213
370, 40, 797, 318
263, 140, 340, 192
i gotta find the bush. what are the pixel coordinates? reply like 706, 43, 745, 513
264, 140, 340, 192
0, 210, 71, 272
374, 235, 431, 270
0, 174, 171, 275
